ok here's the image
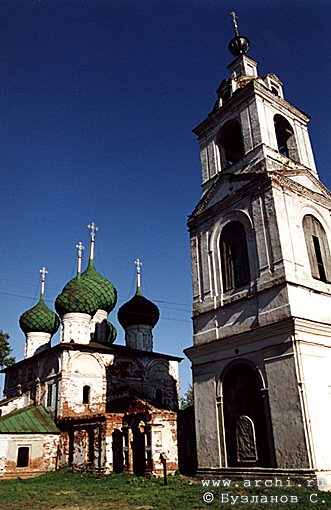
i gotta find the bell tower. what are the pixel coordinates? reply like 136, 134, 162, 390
185, 14, 331, 487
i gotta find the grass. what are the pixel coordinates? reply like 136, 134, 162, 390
0, 469, 330, 509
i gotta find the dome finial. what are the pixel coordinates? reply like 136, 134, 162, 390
39, 267, 48, 300
228, 11, 250, 56
87, 222, 99, 263
76, 241, 85, 275
230, 11, 239, 37
134, 258, 143, 295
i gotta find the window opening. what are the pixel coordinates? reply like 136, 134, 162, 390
220, 221, 250, 291
303, 215, 331, 283
274, 114, 298, 161
47, 384, 53, 407
312, 235, 327, 282
221, 88, 231, 103
218, 120, 245, 168
83, 385, 91, 404
17, 446, 29, 468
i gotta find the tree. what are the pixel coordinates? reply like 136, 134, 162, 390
0, 330, 15, 369
180, 384, 194, 410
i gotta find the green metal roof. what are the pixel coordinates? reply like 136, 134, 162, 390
19, 295, 60, 336
0, 405, 59, 434
81, 262, 117, 313
55, 274, 100, 317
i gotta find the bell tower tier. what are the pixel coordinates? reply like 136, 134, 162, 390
185, 14, 331, 489
195, 15, 317, 194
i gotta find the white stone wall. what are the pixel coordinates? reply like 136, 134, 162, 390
58, 350, 112, 417
151, 413, 178, 472
25, 332, 51, 359
294, 322, 331, 471
61, 313, 91, 344
0, 433, 59, 478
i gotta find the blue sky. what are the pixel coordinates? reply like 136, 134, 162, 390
1, 0, 331, 395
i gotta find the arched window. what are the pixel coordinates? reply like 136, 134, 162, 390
83, 385, 91, 404
220, 221, 250, 291
303, 215, 331, 283
274, 114, 299, 161
218, 120, 245, 169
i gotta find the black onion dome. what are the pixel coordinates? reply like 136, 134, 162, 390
118, 288, 159, 329
228, 35, 250, 56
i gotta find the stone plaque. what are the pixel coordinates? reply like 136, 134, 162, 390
236, 415, 257, 463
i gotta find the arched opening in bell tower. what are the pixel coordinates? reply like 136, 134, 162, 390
274, 114, 299, 161
218, 120, 245, 168
221, 362, 273, 467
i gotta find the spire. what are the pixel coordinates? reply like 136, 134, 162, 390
39, 267, 48, 301
134, 258, 143, 296
76, 241, 85, 276
228, 11, 250, 57
87, 222, 99, 265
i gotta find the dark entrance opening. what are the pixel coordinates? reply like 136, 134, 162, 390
17, 446, 29, 468
223, 363, 271, 467
88, 428, 95, 466
132, 423, 146, 476
112, 429, 124, 473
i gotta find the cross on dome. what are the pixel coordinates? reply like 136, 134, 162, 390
76, 241, 85, 257
76, 241, 85, 274
228, 10, 250, 56
134, 258, 142, 290
39, 266, 48, 296
87, 222, 99, 262
230, 11, 239, 37
88, 222, 99, 241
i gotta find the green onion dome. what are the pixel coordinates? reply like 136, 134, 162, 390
81, 261, 117, 314
118, 288, 159, 329
19, 295, 60, 336
55, 274, 99, 317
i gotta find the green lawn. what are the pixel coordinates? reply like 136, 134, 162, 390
0, 469, 330, 509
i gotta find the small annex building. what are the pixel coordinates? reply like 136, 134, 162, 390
0, 405, 60, 478
0, 224, 181, 479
